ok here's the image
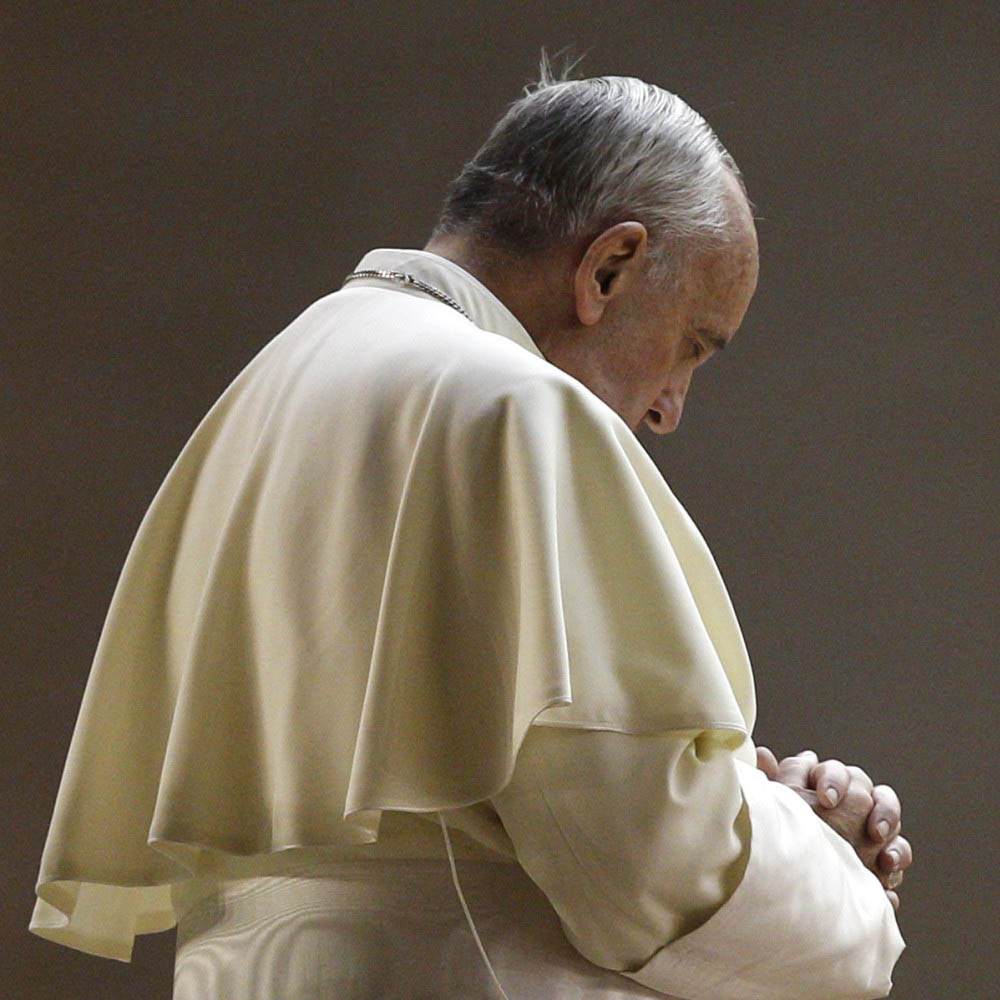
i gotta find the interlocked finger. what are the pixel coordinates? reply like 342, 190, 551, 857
810, 758, 851, 808
867, 784, 902, 843
878, 834, 912, 877
846, 764, 874, 794
777, 749, 818, 789
755, 745, 779, 780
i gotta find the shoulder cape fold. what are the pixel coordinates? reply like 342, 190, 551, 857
31, 290, 754, 960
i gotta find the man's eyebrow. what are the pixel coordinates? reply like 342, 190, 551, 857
696, 327, 730, 351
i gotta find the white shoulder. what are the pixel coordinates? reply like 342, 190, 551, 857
431, 321, 618, 438
307, 284, 627, 446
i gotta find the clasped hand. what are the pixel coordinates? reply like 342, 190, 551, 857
756, 746, 912, 911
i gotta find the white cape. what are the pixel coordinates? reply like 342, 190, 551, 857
30, 249, 755, 961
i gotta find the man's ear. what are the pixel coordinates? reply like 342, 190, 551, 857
574, 221, 649, 326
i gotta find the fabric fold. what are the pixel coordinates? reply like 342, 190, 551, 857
622, 762, 905, 1000
31, 249, 755, 961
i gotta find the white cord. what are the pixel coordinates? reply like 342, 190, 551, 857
437, 811, 512, 1000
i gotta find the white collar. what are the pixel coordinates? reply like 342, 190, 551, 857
350, 248, 546, 362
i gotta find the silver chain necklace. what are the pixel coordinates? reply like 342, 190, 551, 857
343, 269, 470, 320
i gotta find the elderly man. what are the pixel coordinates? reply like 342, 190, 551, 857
31, 69, 910, 999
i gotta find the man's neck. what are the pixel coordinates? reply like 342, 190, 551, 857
422, 233, 575, 353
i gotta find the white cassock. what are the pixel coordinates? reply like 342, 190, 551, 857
30, 248, 904, 999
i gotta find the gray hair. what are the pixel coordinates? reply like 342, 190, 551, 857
431, 62, 746, 283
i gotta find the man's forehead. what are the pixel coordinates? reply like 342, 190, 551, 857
687, 239, 758, 338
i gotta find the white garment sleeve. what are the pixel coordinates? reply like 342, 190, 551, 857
491, 726, 904, 1000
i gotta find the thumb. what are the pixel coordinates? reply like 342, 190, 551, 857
756, 745, 779, 779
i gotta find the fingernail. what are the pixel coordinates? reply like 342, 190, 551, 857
825, 787, 839, 806
887, 848, 900, 868
876, 820, 890, 840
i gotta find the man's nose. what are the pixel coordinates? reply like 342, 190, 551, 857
645, 391, 684, 434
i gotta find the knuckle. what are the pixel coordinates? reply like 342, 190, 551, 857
778, 763, 808, 786
873, 783, 901, 809
849, 785, 875, 810
847, 764, 873, 784
816, 759, 846, 782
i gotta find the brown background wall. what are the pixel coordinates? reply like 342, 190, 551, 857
5, 2, 998, 997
